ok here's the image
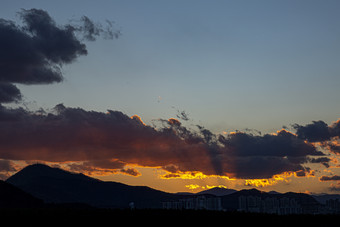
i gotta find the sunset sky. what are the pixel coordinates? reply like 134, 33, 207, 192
1, 0, 340, 194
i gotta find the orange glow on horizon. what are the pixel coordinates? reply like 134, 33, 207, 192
160, 170, 234, 180
244, 172, 294, 187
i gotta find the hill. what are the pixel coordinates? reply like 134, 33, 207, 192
5, 164, 326, 212
0, 179, 43, 208
6, 164, 179, 209
197, 187, 237, 196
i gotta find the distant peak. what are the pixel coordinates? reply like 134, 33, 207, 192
197, 187, 237, 196
24, 163, 52, 169
20, 163, 66, 173
7, 163, 100, 185
237, 188, 264, 195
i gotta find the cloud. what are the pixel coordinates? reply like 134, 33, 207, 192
293, 120, 340, 143
217, 129, 324, 179
319, 175, 340, 181
329, 119, 340, 138
120, 168, 141, 177
176, 110, 189, 121
330, 183, 340, 191
66, 159, 125, 176
0, 159, 18, 180
0, 8, 118, 103
73, 16, 121, 41
327, 141, 340, 155
0, 8, 333, 182
292, 120, 340, 159
293, 121, 331, 142
0, 83, 22, 103
308, 157, 331, 168
0, 159, 17, 172
0, 104, 328, 180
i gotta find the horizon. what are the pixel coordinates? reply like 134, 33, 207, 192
6, 162, 340, 195
0, 163, 311, 195
1, 1, 340, 195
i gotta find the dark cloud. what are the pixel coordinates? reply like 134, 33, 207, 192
319, 175, 340, 181
67, 159, 126, 176
308, 157, 331, 168
0, 104, 184, 163
0, 83, 21, 103
120, 168, 141, 177
292, 120, 340, 159
0, 104, 327, 180
329, 120, 340, 138
326, 142, 340, 155
220, 130, 322, 157
294, 169, 314, 177
217, 130, 324, 179
0, 8, 118, 103
293, 120, 340, 143
293, 121, 331, 142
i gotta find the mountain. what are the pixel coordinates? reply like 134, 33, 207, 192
7, 163, 99, 185
6, 164, 179, 209
0, 180, 43, 208
268, 190, 281, 194
5, 164, 326, 212
197, 187, 237, 196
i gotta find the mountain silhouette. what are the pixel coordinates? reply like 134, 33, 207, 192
0, 179, 43, 208
6, 164, 326, 212
197, 187, 237, 196
6, 164, 178, 209
7, 163, 99, 185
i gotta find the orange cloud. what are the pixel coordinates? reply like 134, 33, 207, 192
244, 172, 293, 187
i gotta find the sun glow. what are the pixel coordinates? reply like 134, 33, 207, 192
160, 170, 234, 180
185, 184, 201, 190
244, 172, 293, 187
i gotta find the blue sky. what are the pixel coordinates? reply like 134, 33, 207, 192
1, 0, 340, 193
2, 0, 340, 133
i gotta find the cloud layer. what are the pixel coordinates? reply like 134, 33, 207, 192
0, 104, 329, 179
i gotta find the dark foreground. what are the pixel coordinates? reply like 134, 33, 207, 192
0, 208, 339, 225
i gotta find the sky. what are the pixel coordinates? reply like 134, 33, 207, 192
0, 0, 340, 194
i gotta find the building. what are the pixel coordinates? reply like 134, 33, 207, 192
238, 196, 302, 215
325, 199, 340, 214
162, 196, 222, 211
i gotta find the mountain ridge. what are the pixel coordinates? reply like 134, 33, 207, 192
7, 163, 100, 185
6, 164, 179, 208
5, 164, 339, 212
0, 180, 43, 208
197, 187, 237, 196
